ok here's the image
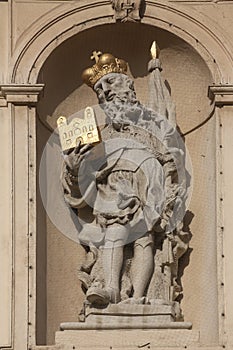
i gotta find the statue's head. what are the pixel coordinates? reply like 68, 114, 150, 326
82, 52, 136, 104
93, 73, 136, 104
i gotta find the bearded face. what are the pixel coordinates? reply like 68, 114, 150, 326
94, 73, 143, 128
94, 73, 136, 104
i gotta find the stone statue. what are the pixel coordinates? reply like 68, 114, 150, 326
61, 48, 191, 324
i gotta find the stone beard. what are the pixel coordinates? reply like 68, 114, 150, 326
96, 74, 152, 131
62, 71, 190, 321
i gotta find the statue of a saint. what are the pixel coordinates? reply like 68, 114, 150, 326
61, 49, 191, 321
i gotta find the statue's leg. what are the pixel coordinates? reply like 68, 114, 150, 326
131, 233, 154, 299
103, 224, 129, 303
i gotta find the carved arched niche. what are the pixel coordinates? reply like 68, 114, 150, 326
36, 22, 217, 345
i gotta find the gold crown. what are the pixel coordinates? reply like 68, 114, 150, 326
82, 51, 128, 88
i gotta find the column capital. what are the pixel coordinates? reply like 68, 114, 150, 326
0, 84, 44, 105
208, 85, 233, 106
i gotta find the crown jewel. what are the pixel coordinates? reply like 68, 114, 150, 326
82, 51, 128, 88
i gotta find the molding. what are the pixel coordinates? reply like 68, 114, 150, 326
169, 0, 233, 3
0, 84, 44, 104
0, 96, 7, 107
208, 85, 233, 106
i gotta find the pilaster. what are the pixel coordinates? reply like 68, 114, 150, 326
0, 84, 44, 350
209, 84, 233, 348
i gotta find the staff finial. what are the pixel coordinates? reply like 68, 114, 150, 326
150, 41, 160, 59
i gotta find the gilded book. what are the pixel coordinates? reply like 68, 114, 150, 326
57, 107, 100, 151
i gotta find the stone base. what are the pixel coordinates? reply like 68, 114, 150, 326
57, 305, 195, 349
60, 304, 192, 330
60, 321, 192, 330
56, 329, 200, 349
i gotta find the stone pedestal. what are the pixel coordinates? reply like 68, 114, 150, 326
60, 304, 192, 330
57, 304, 195, 349
56, 329, 199, 349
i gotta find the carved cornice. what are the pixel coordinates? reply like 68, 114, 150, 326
208, 85, 233, 106
0, 84, 44, 105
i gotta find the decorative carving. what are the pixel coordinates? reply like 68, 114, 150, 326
110, 0, 143, 22
61, 48, 192, 326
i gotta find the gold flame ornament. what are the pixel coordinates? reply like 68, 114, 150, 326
150, 41, 160, 59
57, 107, 100, 151
82, 51, 128, 88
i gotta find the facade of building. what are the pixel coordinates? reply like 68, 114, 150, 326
0, 0, 233, 349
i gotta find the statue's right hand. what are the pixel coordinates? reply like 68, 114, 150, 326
63, 141, 93, 175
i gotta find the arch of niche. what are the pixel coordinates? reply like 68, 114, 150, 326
8, 0, 233, 83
